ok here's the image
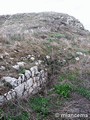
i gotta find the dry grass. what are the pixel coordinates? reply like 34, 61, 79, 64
0, 30, 90, 119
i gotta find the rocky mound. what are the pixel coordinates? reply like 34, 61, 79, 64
0, 12, 89, 41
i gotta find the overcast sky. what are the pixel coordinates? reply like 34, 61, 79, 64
0, 0, 90, 30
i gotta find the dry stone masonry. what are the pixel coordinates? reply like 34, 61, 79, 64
0, 66, 47, 105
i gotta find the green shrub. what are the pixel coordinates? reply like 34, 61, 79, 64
67, 73, 77, 81
54, 33, 65, 39
7, 111, 29, 120
50, 33, 65, 39
54, 84, 72, 98
1, 111, 29, 120
29, 97, 49, 116
59, 72, 77, 81
0, 109, 4, 119
18, 67, 25, 74
76, 87, 90, 100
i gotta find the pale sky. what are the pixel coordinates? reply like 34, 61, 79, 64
0, 0, 90, 30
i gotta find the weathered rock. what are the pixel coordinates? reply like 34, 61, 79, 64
2, 77, 18, 87
12, 65, 20, 70
14, 83, 25, 97
30, 66, 38, 77
0, 66, 5, 70
25, 78, 33, 88
27, 55, 31, 59
0, 96, 4, 105
18, 74, 25, 83
12, 62, 26, 70
0, 54, 3, 59
17, 62, 26, 67
24, 70, 31, 79
75, 57, 80, 61
30, 56, 35, 61
35, 60, 42, 65
76, 52, 83, 55
46, 55, 50, 59
5, 92, 12, 100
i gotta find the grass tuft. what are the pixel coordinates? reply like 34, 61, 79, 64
29, 97, 50, 117
54, 84, 72, 98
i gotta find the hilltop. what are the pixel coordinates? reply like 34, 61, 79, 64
0, 12, 90, 120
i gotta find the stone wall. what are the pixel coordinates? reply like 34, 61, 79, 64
0, 66, 47, 105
